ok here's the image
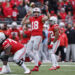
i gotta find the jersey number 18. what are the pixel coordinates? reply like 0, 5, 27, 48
32, 21, 39, 30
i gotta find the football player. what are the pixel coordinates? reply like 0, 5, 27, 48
48, 16, 60, 70
9, 22, 21, 41
0, 32, 31, 74
21, 7, 48, 71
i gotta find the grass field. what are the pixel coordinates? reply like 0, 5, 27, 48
0, 62, 75, 75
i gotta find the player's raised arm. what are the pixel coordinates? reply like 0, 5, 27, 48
21, 11, 31, 25
45, 5, 50, 18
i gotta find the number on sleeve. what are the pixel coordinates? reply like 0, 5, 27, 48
8, 39, 17, 44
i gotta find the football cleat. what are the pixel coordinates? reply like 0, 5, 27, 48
24, 69, 31, 74
49, 66, 56, 70
48, 45, 53, 49
0, 68, 2, 71
0, 66, 10, 74
38, 61, 42, 67
56, 66, 60, 69
31, 66, 39, 71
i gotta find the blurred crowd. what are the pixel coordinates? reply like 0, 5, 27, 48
0, 0, 75, 24
0, 0, 75, 62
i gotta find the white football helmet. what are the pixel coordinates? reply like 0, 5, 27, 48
0, 32, 6, 44
33, 7, 41, 13
59, 22, 65, 27
49, 16, 58, 25
12, 22, 17, 26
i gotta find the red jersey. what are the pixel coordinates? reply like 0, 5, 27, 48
48, 24, 60, 42
3, 29, 10, 36
59, 33, 68, 47
2, 38, 24, 54
10, 0, 20, 6
29, 15, 44, 36
9, 28, 20, 41
20, 30, 31, 44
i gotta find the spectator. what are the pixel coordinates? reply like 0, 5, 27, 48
10, 0, 20, 7
65, 24, 75, 62
50, 10, 57, 17
73, 14, 75, 23
38, 0, 44, 4
60, 0, 68, 9
2, 0, 13, 24
69, 0, 75, 15
30, 0, 38, 3
12, 5, 18, 21
17, 0, 27, 23
0, 5, 4, 22
72, 23, 75, 30
65, 2, 73, 14
49, 0, 58, 14
2, 0, 12, 8
65, 11, 73, 25
24, 0, 30, 13
56, 28, 68, 62
58, 8, 67, 20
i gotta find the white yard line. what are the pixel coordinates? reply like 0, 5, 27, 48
11, 63, 75, 67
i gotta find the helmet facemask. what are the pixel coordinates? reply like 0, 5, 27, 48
33, 8, 41, 18
49, 20, 55, 25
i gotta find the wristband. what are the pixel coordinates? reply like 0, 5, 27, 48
25, 15, 28, 18
51, 42, 54, 45
46, 10, 48, 12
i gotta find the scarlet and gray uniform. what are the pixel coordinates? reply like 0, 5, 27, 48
26, 15, 44, 53
2, 38, 25, 61
48, 24, 60, 53
48, 24, 60, 67
26, 15, 44, 66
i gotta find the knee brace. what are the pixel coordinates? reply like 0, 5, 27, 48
16, 60, 23, 66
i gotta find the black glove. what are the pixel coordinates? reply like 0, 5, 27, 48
23, 33, 27, 38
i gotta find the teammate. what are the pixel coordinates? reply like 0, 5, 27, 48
48, 16, 60, 70
8, 22, 21, 41
20, 25, 31, 47
21, 7, 48, 71
0, 32, 31, 74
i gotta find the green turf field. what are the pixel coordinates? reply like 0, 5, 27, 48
0, 62, 75, 75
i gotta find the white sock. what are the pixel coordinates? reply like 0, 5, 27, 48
34, 51, 39, 66
28, 52, 35, 59
6, 64, 11, 72
51, 53, 57, 67
21, 62, 29, 71
2, 65, 7, 72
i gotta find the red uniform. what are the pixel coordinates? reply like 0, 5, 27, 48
9, 28, 20, 41
20, 30, 31, 44
59, 33, 68, 47
48, 24, 60, 42
10, 0, 20, 6
3, 30, 10, 36
29, 15, 44, 36
48, 24, 60, 49
2, 38, 24, 54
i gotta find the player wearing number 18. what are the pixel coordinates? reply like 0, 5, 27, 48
21, 7, 48, 71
